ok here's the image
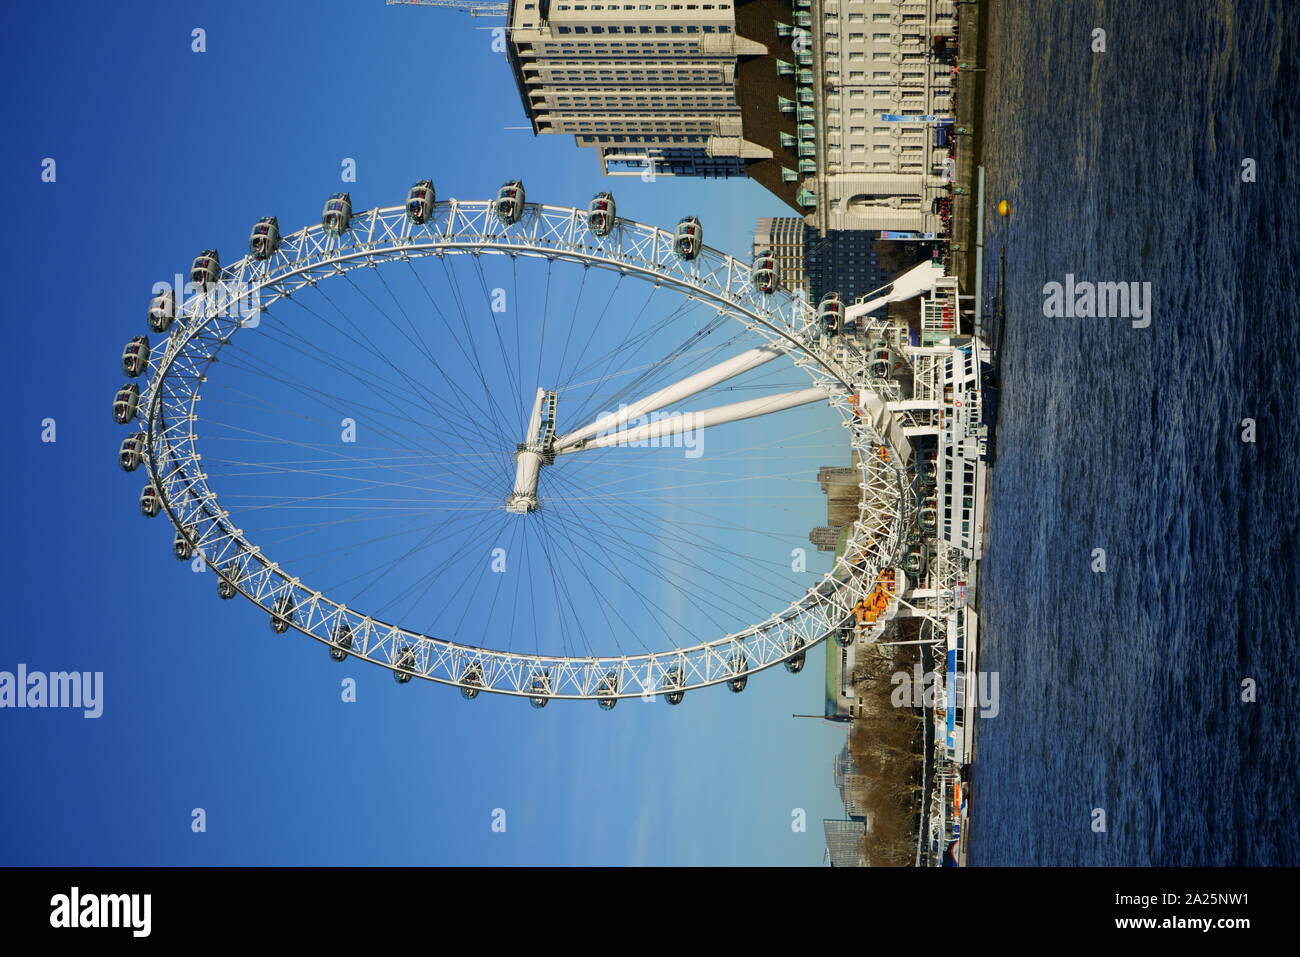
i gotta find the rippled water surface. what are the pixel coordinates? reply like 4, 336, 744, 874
971, 0, 1298, 865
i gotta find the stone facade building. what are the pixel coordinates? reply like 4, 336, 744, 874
503, 0, 957, 233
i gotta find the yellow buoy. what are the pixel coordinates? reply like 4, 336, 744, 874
997, 200, 1011, 217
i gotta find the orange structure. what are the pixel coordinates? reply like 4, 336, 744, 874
851, 568, 897, 628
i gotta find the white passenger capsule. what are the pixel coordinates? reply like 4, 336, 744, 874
148, 290, 176, 333
662, 664, 685, 705
322, 193, 352, 236
329, 621, 354, 661
784, 635, 807, 674
727, 651, 749, 693
119, 432, 146, 472
172, 526, 197, 561
113, 384, 140, 424
121, 336, 150, 377
495, 180, 525, 226
674, 216, 702, 260
248, 216, 281, 260
596, 670, 619, 710
460, 661, 483, 698
818, 292, 843, 337
139, 485, 162, 518
587, 191, 615, 237
394, 643, 417, 683
904, 542, 928, 579
528, 670, 551, 709
406, 180, 436, 225
216, 563, 238, 600
270, 593, 294, 634
191, 249, 221, 290
751, 251, 777, 294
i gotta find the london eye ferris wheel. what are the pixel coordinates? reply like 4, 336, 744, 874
112, 181, 910, 706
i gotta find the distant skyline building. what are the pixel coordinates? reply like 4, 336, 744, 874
824, 818, 866, 867
813, 465, 868, 722
809, 525, 839, 551
835, 743, 869, 820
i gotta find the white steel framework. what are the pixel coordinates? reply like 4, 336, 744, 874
131, 197, 914, 701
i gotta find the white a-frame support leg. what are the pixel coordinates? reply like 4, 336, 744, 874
552, 344, 784, 453
505, 349, 831, 513
558, 387, 830, 453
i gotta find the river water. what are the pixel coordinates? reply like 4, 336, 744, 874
971, 0, 1298, 865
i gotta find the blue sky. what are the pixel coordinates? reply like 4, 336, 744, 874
0, 0, 851, 865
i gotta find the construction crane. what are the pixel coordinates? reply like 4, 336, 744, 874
385, 0, 508, 16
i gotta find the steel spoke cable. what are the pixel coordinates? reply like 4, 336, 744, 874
269, 504, 488, 572
311, 276, 516, 476
202, 347, 508, 494
194, 416, 502, 493
541, 466, 813, 604
223, 306, 508, 482
532, 505, 662, 656
388, 507, 517, 637
510, 256, 525, 428
517, 513, 596, 660
341, 266, 519, 464
200, 453, 503, 502
525, 508, 623, 660
550, 264, 590, 397
551, 270, 624, 402
562, 299, 720, 425
556, 281, 661, 410
541, 467, 755, 622
204, 428, 506, 511
268, 290, 453, 423
337, 499, 508, 611
291, 274, 513, 478
468, 252, 526, 425
537, 498, 737, 645
546, 460, 819, 547
302, 505, 496, 594
543, 466, 801, 617
434, 255, 519, 458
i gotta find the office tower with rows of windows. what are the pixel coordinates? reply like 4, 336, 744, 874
504, 0, 956, 233
823, 818, 866, 866
753, 216, 893, 303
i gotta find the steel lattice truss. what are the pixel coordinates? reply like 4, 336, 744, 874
136, 200, 915, 700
